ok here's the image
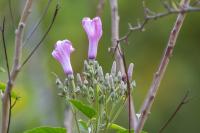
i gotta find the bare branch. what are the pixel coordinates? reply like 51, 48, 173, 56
1, 17, 11, 81
11, 0, 33, 80
1, 1, 33, 133
1, 17, 12, 133
118, 0, 200, 43
158, 90, 190, 133
109, 0, 138, 131
135, 0, 190, 133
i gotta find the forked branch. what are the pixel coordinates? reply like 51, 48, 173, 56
118, 0, 200, 43
135, 0, 190, 132
1, 1, 33, 133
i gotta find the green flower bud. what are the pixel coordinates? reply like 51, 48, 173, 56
111, 61, 116, 77
84, 60, 89, 71
109, 75, 114, 89
128, 63, 134, 81
105, 73, 110, 87
97, 66, 104, 82
117, 71, 122, 81
84, 79, 89, 85
56, 78, 63, 89
76, 73, 82, 86
87, 87, 95, 102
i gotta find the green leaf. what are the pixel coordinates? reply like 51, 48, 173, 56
69, 99, 96, 119
108, 123, 147, 133
0, 81, 20, 99
23, 126, 66, 133
108, 123, 126, 132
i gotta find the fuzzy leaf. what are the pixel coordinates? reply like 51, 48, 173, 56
23, 126, 66, 133
69, 99, 96, 118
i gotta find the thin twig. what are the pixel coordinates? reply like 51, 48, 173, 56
1, 1, 33, 133
109, 0, 138, 130
1, 17, 11, 81
21, 4, 59, 68
8, 0, 15, 29
11, 97, 20, 109
1, 17, 12, 133
118, 1, 200, 43
23, 0, 52, 48
121, 48, 133, 132
135, 0, 190, 133
109, 0, 124, 74
158, 90, 190, 133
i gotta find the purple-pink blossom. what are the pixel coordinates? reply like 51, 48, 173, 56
82, 16, 102, 59
52, 40, 74, 75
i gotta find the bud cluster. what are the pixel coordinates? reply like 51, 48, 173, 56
56, 60, 135, 103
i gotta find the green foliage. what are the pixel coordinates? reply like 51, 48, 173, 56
56, 60, 135, 132
23, 127, 66, 133
69, 99, 96, 119
109, 123, 147, 133
0, 81, 20, 99
108, 123, 126, 132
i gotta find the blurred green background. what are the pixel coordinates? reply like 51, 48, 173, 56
0, 0, 200, 133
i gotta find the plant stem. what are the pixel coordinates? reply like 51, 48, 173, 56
95, 85, 100, 133
69, 76, 81, 133
135, 0, 190, 132
111, 99, 126, 123
71, 107, 81, 133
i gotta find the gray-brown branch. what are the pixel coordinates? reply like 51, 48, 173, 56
1, 1, 33, 133
118, 1, 200, 43
109, 0, 138, 130
135, 0, 190, 133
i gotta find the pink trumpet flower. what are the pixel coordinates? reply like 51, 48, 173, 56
52, 40, 75, 75
82, 16, 102, 59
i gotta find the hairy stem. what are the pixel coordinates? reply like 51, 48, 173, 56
135, 0, 190, 133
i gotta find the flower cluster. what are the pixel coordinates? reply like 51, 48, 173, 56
52, 17, 102, 75
52, 16, 135, 132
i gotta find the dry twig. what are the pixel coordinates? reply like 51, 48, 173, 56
109, 0, 138, 131
158, 90, 190, 133
118, 0, 200, 44
1, 1, 33, 133
135, 0, 190, 132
